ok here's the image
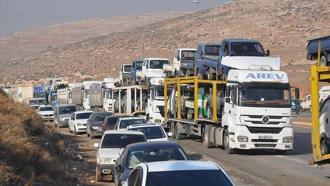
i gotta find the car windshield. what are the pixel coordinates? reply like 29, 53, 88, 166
146, 170, 233, 186
240, 84, 290, 108
230, 42, 266, 56
93, 113, 112, 122
204, 45, 220, 56
59, 106, 76, 114
119, 119, 145, 129
101, 134, 146, 148
124, 65, 131, 72
181, 50, 196, 60
129, 126, 165, 139
39, 107, 53, 111
135, 61, 143, 70
127, 147, 187, 169
76, 112, 92, 119
149, 60, 169, 69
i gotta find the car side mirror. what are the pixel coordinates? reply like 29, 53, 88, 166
115, 164, 123, 172
266, 49, 270, 56
225, 97, 230, 103
93, 143, 99, 148
167, 132, 173, 137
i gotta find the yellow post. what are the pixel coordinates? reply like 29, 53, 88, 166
317, 41, 321, 67
311, 64, 321, 162
194, 77, 198, 122
212, 82, 217, 121
164, 80, 168, 121
177, 80, 181, 120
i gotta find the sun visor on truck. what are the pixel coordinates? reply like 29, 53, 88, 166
221, 56, 281, 71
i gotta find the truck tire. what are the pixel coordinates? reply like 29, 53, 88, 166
321, 55, 327, 66
174, 123, 184, 140
96, 167, 102, 182
203, 125, 214, 148
321, 138, 329, 155
223, 129, 235, 154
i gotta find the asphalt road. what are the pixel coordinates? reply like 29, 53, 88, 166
52, 121, 330, 186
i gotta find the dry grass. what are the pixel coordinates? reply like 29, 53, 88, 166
0, 89, 72, 184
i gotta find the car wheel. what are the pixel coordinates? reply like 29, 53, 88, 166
223, 129, 235, 154
96, 167, 102, 182
87, 131, 90, 137
90, 131, 94, 139
321, 138, 329, 155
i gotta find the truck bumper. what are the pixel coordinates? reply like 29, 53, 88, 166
96, 164, 115, 175
229, 126, 293, 150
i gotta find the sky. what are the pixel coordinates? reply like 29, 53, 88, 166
0, 0, 227, 36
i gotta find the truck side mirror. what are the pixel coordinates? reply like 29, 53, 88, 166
295, 88, 300, 100
115, 164, 123, 172
266, 49, 270, 56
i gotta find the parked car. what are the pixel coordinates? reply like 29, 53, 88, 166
102, 115, 129, 133
94, 130, 146, 182
127, 124, 173, 142
114, 141, 188, 186
87, 112, 112, 138
69, 111, 93, 134
114, 117, 146, 131
37, 105, 54, 121
54, 104, 77, 127
126, 161, 234, 186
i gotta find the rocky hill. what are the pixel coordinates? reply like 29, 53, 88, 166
1, 0, 329, 95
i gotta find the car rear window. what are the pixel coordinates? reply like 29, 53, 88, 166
101, 134, 146, 148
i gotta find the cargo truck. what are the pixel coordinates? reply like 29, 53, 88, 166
103, 78, 115, 112
82, 81, 103, 111
68, 83, 83, 109
146, 78, 167, 124
164, 69, 298, 154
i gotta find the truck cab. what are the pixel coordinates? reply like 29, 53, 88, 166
137, 58, 169, 85
82, 81, 103, 111
119, 64, 132, 86
130, 60, 143, 85
223, 69, 295, 152
146, 78, 166, 124
103, 78, 115, 112
172, 48, 196, 77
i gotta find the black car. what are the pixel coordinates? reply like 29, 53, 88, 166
101, 115, 129, 133
114, 141, 188, 186
86, 112, 112, 138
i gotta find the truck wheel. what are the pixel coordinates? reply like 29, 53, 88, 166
321, 55, 327, 66
96, 167, 102, 182
174, 124, 184, 140
223, 129, 235, 154
203, 125, 214, 148
321, 138, 329, 155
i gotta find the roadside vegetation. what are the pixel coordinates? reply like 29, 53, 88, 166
0, 89, 73, 184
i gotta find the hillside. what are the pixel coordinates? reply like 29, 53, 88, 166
1, 0, 329, 95
0, 12, 185, 62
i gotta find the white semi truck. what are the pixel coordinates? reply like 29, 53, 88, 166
164, 63, 298, 153
146, 78, 166, 124
102, 78, 115, 112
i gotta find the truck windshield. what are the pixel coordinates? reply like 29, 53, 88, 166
239, 83, 290, 108
204, 45, 220, 56
230, 42, 266, 56
124, 65, 131, 72
149, 60, 169, 69
181, 50, 196, 60
135, 61, 143, 70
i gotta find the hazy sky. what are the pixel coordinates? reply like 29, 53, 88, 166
0, 0, 227, 36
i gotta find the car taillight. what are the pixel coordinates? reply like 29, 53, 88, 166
101, 123, 107, 130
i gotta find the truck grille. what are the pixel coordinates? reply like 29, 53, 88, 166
254, 144, 277, 148
247, 126, 282, 134
242, 115, 288, 125
251, 139, 278, 143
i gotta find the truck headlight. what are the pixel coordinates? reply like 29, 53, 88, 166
237, 136, 248, 142
283, 136, 293, 143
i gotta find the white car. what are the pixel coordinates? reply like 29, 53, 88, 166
125, 161, 234, 186
114, 117, 146, 131
37, 105, 54, 121
94, 130, 146, 182
69, 111, 93, 134
319, 97, 330, 155
127, 124, 173, 142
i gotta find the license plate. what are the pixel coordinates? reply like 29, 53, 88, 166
259, 136, 273, 140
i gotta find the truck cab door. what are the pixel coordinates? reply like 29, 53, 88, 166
223, 85, 238, 126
